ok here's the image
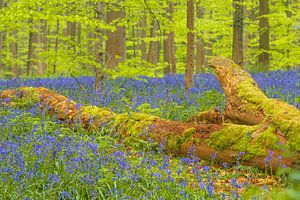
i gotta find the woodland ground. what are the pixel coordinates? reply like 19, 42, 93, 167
0, 70, 299, 199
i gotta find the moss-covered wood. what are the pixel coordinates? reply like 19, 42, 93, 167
209, 57, 300, 152
1, 57, 299, 171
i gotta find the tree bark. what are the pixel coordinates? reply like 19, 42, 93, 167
65, 21, 76, 53
258, 0, 270, 71
140, 13, 147, 61
185, 0, 195, 94
27, 29, 33, 77
0, 0, 4, 74
232, 0, 244, 66
53, 19, 60, 74
94, 2, 105, 91
164, 2, 176, 75
106, 2, 126, 69
195, 1, 205, 73
10, 30, 18, 76
27, 20, 41, 77
2, 57, 299, 171
285, 0, 292, 62
147, 21, 160, 66
40, 20, 48, 75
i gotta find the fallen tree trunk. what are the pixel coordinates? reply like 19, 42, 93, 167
209, 57, 300, 151
1, 57, 299, 171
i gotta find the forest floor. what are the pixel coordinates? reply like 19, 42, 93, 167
0, 70, 299, 199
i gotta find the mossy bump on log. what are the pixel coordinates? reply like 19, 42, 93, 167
111, 112, 159, 138
261, 99, 300, 151
206, 124, 279, 159
1, 87, 41, 108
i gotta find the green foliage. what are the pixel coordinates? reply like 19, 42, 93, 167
104, 58, 164, 79
0, 0, 299, 78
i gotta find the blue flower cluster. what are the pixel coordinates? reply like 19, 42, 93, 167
1, 106, 242, 199
1, 70, 299, 121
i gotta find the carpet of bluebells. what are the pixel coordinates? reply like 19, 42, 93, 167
0, 70, 299, 199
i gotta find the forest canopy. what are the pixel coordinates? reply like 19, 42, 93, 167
0, 0, 299, 80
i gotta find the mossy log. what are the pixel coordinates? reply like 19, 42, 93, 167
209, 57, 300, 151
1, 57, 299, 171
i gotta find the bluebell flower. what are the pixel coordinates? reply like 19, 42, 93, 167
199, 181, 205, 190
59, 191, 72, 199
206, 184, 214, 197
222, 162, 228, 168
202, 165, 210, 173
180, 190, 186, 199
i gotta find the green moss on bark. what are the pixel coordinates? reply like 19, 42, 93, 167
205, 124, 279, 158
112, 112, 158, 138
262, 99, 300, 151
6, 87, 41, 108
166, 128, 196, 151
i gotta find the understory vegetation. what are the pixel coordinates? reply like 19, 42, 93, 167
1, 70, 300, 199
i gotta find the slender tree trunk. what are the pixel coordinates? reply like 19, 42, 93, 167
148, 21, 159, 66
0, 0, 5, 74
132, 25, 137, 58
243, 5, 249, 67
53, 19, 60, 74
195, 1, 205, 73
27, 20, 41, 77
164, 2, 176, 75
76, 22, 82, 62
77, 22, 81, 47
140, 14, 147, 61
27, 27, 33, 77
206, 11, 214, 65
106, 2, 126, 69
285, 0, 292, 62
95, 2, 105, 91
10, 30, 18, 76
185, 0, 195, 94
232, 0, 244, 66
66, 21, 76, 53
258, 0, 270, 71
40, 20, 48, 75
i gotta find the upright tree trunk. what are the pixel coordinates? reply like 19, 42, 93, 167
195, 1, 205, 73
232, 0, 244, 66
164, 2, 176, 75
285, 0, 292, 62
76, 22, 82, 62
0, 0, 5, 74
131, 25, 137, 58
40, 20, 48, 75
148, 21, 160, 66
66, 21, 76, 53
27, 21, 41, 77
77, 22, 81, 48
258, 0, 270, 71
53, 19, 60, 74
185, 0, 195, 94
95, 2, 106, 91
106, 2, 126, 69
10, 30, 18, 76
140, 14, 147, 61
206, 11, 214, 60
243, 6, 250, 67
27, 23, 33, 77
